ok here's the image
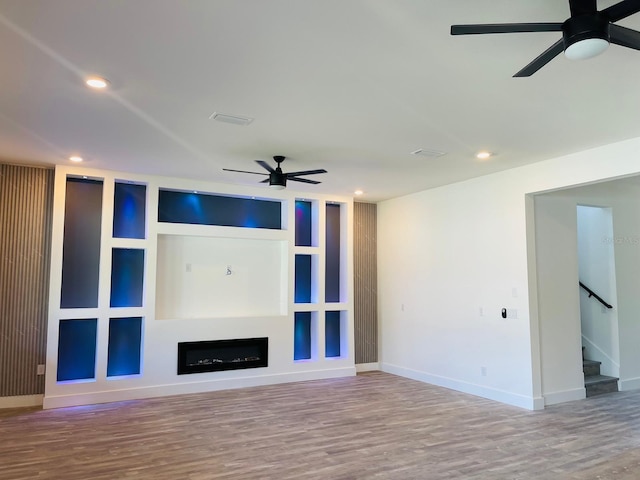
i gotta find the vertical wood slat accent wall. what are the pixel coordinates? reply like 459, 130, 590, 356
353, 202, 377, 364
0, 164, 54, 397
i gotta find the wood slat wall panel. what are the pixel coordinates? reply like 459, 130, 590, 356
0, 164, 54, 397
353, 202, 377, 364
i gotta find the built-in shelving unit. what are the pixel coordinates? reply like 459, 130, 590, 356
293, 200, 349, 363
45, 167, 354, 409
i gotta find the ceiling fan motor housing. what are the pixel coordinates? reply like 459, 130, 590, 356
269, 171, 286, 188
562, 14, 610, 59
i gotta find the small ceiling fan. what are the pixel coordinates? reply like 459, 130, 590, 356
451, 0, 640, 77
223, 155, 327, 189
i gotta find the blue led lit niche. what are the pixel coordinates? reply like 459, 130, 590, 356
110, 248, 145, 307
325, 311, 342, 358
113, 182, 146, 239
295, 255, 312, 303
107, 317, 142, 377
294, 312, 312, 361
325, 203, 341, 303
61, 177, 103, 308
57, 318, 97, 382
295, 200, 312, 246
158, 189, 282, 229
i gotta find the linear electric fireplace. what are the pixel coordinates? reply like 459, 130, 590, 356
177, 337, 268, 375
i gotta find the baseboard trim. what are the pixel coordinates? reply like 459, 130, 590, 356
380, 362, 541, 410
619, 377, 640, 391
43, 367, 356, 409
543, 387, 586, 406
0, 394, 43, 409
355, 362, 380, 372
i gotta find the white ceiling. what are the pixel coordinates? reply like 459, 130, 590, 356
1, 0, 639, 202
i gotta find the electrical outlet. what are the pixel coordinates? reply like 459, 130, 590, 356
481, 366, 487, 377
185, 263, 192, 272
479, 307, 484, 317
37, 364, 45, 376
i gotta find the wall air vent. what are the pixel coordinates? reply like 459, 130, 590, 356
411, 148, 447, 158
209, 112, 254, 126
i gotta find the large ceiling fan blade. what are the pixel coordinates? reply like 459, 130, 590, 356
569, 0, 597, 16
451, 23, 562, 35
223, 168, 267, 176
285, 169, 327, 177
259, 178, 270, 183
609, 24, 640, 50
513, 38, 565, 77
255, 160, 275, 173
288, 177, 322, 185
601, 0, 640, 22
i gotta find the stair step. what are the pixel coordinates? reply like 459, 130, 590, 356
585, 374, 619, 397
583, 359, 601, 377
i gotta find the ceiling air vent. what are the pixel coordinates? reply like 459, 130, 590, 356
411, 148, 447, 158
209, 112, 254, 126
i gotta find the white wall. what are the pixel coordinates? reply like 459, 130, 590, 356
44, 165, 355, 408
533, 194, 584, 405
535, 182, 640, 392
378, 136, 640, 410
560, 181, 640, 390
608, 185, 640, 390
155, 235, 287, 319
577, 205, 619, 377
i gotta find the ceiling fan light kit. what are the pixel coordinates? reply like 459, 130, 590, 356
451, 0, 640, 76
563, 15, 610, 59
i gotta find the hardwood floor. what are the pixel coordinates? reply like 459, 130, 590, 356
2, 372, 640, 479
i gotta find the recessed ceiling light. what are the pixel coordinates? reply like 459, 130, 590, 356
85, 76, 109, 89
69, 156, 83, 162
354, 190, 364, 196
476, 151, 492, 160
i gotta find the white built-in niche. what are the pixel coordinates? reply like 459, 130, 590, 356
155, 235, 288, 319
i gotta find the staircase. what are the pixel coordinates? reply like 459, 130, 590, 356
583, 359, 619, 397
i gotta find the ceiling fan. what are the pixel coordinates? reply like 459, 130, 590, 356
223, 155, 327, 190
451, 0, 640, 77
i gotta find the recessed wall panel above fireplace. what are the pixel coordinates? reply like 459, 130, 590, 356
155, 235, 287, 319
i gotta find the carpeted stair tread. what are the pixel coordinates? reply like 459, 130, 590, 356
583, 359, 601, 368
583, 359, 602, 377
585, 373, 619, 397
584, 374, 618, 386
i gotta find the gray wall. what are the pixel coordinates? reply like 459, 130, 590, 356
354, 202, 377, 364
0, 164, 54, 397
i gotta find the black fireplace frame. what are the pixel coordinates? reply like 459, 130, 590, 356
177, 337, 268, 375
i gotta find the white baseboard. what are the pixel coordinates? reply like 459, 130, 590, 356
0, 394, 43, 409
381, 362, 543, 410
543, 387, 586, 406
619, 377, 640, 391
355, 362, 380, 372
43, 367, 356, 409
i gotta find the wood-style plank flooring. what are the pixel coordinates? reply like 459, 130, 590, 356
2, 372, 640, 479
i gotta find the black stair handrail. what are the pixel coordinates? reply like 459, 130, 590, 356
579, 282, 613, 309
